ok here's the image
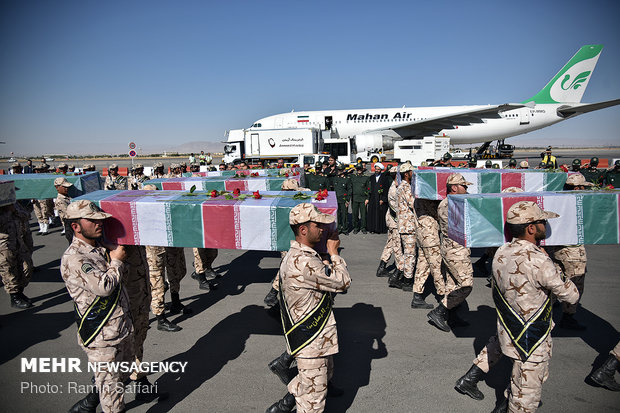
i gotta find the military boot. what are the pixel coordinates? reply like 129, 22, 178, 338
195, 272, 211, 291
388, 270, 404, 289
376, 260, 389, 277
41, 222, 49, 236
401, 277, 414, 292
68, 389, 99, 413
156, 314, 181, 332
455, 364, 485, 400
265, 392, 296, 413
205, 267, 221, 280
10, 293, 33, 309
491, 396, 508, 413
268, 352, 294, 385
133, 376, 169, 402
411, 293, 433, 309
169, 293, 191, 315
190, 270, 200, 280
589, 355, 620, 391
427, 303, 451, 332
560, 313, 586, 330
264, 287, 279, 308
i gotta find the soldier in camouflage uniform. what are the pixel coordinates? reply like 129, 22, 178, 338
128, 163, 150, 190
580, 157, 604, 185
104, 164, 128, 190
492, 201, 579, 412
13, 200, 35, 282
428, 173, 474, 332
389, 163, 416, 291
152, 162, 166, 178
332, 164, 352, 234
546, 172, 593, 330
54, 177, 73, 236
377, 166, 402, 278
1, 203, 33, 309
266, 203, 351, 413
191, 247, 220, 291
32, 164, 53, 235
350, 164, 369, 234
588, 340, 620, 391
411, 197, 444, 309
61, 200, 134, 413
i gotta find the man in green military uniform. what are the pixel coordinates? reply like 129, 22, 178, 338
306, 162, 328, 191
350, 164, 369, 234
581, 157, 605, 185
571, 159, 582, 172
332, 164, 352, 235
604, 160, 620, 187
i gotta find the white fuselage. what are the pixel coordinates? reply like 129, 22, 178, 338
247, 104, 566, 144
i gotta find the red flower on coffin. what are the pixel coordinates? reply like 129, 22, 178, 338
210, 190, 218, 197
253, 190, 261, 199
233, 188, 241, 196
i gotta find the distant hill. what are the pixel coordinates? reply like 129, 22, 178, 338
139, 140, 223, 155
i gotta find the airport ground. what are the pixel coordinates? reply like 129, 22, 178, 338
0, 212, 619, 412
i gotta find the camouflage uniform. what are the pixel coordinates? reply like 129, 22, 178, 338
380, 180, 403, 270
104, 174, 128, 190
280, 240, 351, 413
60, 237, 134, 413
165, 247, 187, 294
55, 192, 71, 231
193, 248, 218, 273
493, 239, 579, 413
0, 206, 28, 294
438, 198, 473, 309
413, 199, 445, 295
612, 341, 620, 361
14, 201, 34, 281
128, 173, 150, 190
124, 245, 151, 381
33, 198, 54, 225
397, 181, 417, 280
473, 334, 502, 373
547, 245, 586, 315
145, 245, 167, 316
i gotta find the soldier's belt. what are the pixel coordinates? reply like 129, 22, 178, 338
74, 285, 121, 348
279, 277, 333, 356
492, 279, 552, 362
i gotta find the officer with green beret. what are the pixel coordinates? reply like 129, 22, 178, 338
581, 157, 605, 185
332, 164, 352, 234
350, 164, 370, 234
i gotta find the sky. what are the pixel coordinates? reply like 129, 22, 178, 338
1, 0, 619, 156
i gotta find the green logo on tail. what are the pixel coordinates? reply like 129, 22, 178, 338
560, 71, 591, 91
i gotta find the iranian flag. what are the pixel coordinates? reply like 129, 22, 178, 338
297, 115, 309, 123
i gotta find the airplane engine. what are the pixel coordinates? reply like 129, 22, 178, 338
354, 133, 395, 152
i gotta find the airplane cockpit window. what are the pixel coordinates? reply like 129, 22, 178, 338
251, 123, 262, 128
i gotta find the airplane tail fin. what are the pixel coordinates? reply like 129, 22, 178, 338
524, 45, 603, 104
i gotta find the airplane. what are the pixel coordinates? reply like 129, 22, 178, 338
243, 45, 619, 151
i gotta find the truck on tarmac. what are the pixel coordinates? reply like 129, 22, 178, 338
392, 136, 451, 166
222, 127, 386, 166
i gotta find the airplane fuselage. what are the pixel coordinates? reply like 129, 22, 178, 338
248, 104, 566, 145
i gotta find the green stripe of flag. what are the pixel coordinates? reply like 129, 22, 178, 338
169, 202, 204, 247
480, 173, 501, 193
582, 193, 618, 244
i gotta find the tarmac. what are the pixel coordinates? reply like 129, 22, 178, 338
1, 215, 619, 412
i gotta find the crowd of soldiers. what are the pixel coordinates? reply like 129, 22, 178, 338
2, 152, 620, 413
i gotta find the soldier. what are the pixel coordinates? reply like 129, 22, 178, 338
266, 203, 351, 413
541, 146, 558, 168
151, 162, 165, 178
57, 162, 69, 174
191, 247, 220, 291
166, 163, 183, 178
428, 173, 474, 332
104, 164, 127, 190
581, 156, 605, 185
432, 152, 453, 167
31, 164, 53, 235
13, 200, 35, 281
128, 163, 149, 190
571, 158, 582, 172
491, 201, 578, 412
467, 156, 478, 168
588, 341, 620, 391
411, 196, 444, 309
332, 164, 352, 234
604, 160, 620, 187
350, 163, 369, 234
124, 243, 168, 401
1, 202, 33, 309
484, 160, 493, 169
519, 160, 529, 169
23, 159, 34, 174
307, 162, 327, 191
377, 166, 403, 278
189, 162, 200, 174
506, 158, 517, 169
54, 177, 73, 236
11, 162, 22, 174
546, 173, 593, 331
68, 165, 76, 172
61, 200, 133, 413
388, 163, 416, 291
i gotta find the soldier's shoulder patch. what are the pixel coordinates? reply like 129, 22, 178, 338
81, 263, 94, 274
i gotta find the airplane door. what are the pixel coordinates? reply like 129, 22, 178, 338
251, 133, 260, 156
325, 116, 333, 130
519, 108, 530, 125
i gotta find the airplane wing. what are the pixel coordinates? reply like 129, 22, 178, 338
556, 98, 620, 118
366, 103, 526, 139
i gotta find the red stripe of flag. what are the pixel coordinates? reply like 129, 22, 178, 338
501, 195, 538, 241
202, 202, 239, 249
225, 180, 248, 192
502, 173, 523, 191
101, 200, 136, 245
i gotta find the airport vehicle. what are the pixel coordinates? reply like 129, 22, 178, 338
475, 140, 515, 159
222, 127, 384, 165
233, 45, 618, 153
392, 137, 450, 166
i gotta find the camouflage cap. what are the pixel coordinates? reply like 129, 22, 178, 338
170, 163, 180, 169
389, 166, 398, 173
58, 163, 68, 169
68, 164, 75, 169
153, 162, 164, 168
142, 184, 158, 190
446, 173, 473, 186
281, 178, 300, 190
54, 177, 73, 187
502, 187, 524, 193
565, 173, 594, 187
506, 201, 559, 224
109, 163, 118, 169
399, 163, 414, 173
289, 203, 335, 225
134, 163, 144, 169
83, 164, 91, 169
519, 160, 529, 168
65, 200, 112, 220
